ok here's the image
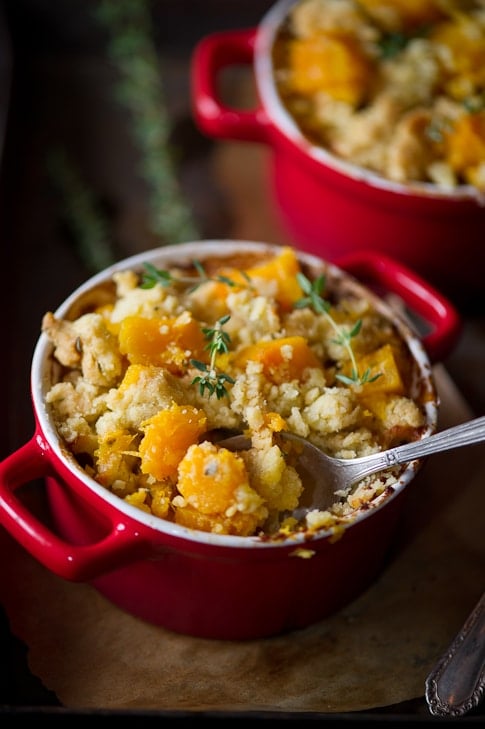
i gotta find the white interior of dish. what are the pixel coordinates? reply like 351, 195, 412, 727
32, 240, 438, 549
254, 0, 484, 202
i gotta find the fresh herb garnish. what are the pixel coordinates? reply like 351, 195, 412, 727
140, 260, 248, 292
191, 315, 235, 399
425, 116, 454, 143
378, 31, 409, 59
378, 25, 431, 60
139, 260, 380, 391
463, 94, 485, 114
140, 262, 173, 288
294, 272, 381, 386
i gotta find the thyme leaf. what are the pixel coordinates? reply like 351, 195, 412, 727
378, 31, 409, 59
139, 261, 248, 293
294, 272, 381, 386
463, 94, 485, 113
295, 273, 331, 315
138, 260, 381, 391
140, 262, 173, 288
378, 25, 430, 60
191, 315, 235, 399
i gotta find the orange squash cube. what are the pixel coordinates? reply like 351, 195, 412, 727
118, 313, 207, 373
445, 112, 485, 178
174, 442, 267, 536
94, 429, 139, 489
431, 19, 485, 98
235, 335, 322, 383
244, 246, 304, 311
139, 404, 207, 481
174, 505, 265, 536
354, 343, 405, 396
287, 34, 373, 106
206, 246, 304, 311
177, 442, 250, 514
263, 411, 287, 433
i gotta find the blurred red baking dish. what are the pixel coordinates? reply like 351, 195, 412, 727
191, 0, 485, 304
0, 241, 460, 640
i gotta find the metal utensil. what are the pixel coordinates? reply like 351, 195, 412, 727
219, 415, 485, 516
425, 592, 485, 717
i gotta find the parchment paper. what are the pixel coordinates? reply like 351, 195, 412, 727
0, 366, 483, 713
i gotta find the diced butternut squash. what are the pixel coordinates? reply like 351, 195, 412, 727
207, 246, 304, 311
116, 363, 147, 392
125, 489, 151, 513
177, 442, 250, 513
118, 313, 207, 374
263, 411, 287, 433
354, 343, 405, 397
234, 336, 322, 383
125, 483, 174, 518
174, 441, 267, 536
287, 33, 373, 105
174, 505, 266, 536
139, 404, 207, 481
444, 112, 485, 179
94, 429, 139, 489
359, 393, 389, 421
244, 246, 304, 311
149, 483, 174, 519
431, 19, 485, 98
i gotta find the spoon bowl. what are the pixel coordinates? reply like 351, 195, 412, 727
220, 415, 485, 518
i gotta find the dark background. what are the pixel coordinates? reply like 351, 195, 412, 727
1, 0, 277, 455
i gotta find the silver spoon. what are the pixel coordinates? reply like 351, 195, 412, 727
219, 415, 485, 516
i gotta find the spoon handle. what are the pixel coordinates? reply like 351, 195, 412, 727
347, 415, 485, 482
391, 414, 485, 464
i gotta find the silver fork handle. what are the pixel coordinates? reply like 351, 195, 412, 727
346, 415, 485, 482
425, 591, 485, 717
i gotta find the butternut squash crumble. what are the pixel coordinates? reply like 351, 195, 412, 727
42, 246, 427, 539
273, 0, 485, 190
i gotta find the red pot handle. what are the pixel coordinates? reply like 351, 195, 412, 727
335, 250, 462, 363
191, 28, 272, 143
0, 433, 150, 581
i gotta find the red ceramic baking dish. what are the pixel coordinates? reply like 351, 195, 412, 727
191, 0, 485, 304
0, 241, 460, 640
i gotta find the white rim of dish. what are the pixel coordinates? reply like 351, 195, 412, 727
32, 240, 438, 549
254, 0, 484, 202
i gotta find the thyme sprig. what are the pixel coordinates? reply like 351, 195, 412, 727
463, 93, 485, 114
191, 315, 235, 400
378, 31, 409, 59
377, 25, 430, 60
138, 260, 380, 392
94, 0, 199, 244
140, 261, 249, 293
294, 272, 381, 386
